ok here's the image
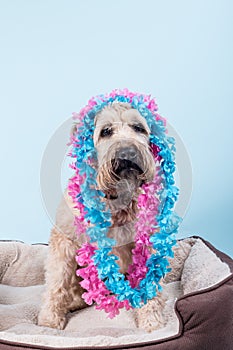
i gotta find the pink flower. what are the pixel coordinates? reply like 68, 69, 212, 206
156, 113, 166, 126
148, 99, 158, 112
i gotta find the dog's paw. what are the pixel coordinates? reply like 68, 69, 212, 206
37, 309, 67, 330
136, 311, 166, 333
135, 295, 167, 333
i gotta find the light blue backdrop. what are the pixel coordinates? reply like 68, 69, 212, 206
0, 1, 232, 256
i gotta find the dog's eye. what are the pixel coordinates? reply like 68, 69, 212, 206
132, 124, 147, 134
100, 127, 113, 138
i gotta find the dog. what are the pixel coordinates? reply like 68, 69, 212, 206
38, 102, 192, 331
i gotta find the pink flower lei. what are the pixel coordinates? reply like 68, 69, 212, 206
68, 89, 181, 318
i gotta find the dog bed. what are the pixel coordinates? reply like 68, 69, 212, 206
0, 237, 232, 350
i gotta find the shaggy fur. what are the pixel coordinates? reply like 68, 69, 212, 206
38, 103, 193, 331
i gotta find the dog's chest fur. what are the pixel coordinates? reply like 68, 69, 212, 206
57, 191, 135, 274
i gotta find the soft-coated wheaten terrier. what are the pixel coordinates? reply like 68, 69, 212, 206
38, 102, 192, 331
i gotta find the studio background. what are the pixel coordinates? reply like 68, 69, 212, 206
0, 0, 232, 256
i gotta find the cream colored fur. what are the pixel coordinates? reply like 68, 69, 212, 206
38, 103, 193, 331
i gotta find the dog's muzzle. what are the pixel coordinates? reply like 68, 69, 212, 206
112, 145, 144, 179
96, 140, 155, 197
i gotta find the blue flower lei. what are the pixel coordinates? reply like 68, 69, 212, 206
69, 89, 181, 313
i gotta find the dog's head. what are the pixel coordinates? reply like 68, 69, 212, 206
92, 103, 156, 220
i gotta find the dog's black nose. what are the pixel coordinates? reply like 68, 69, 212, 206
117, 146, 137, 161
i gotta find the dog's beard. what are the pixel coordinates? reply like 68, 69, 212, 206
96, 141, 156, 224
104, 158, 143, 200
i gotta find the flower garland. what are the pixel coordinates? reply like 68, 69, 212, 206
68, 88, 181, 318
